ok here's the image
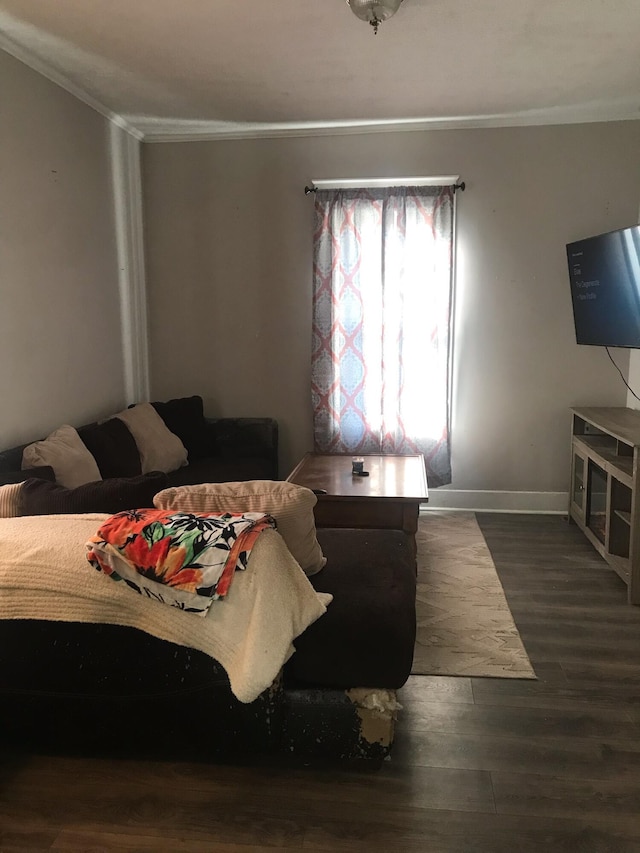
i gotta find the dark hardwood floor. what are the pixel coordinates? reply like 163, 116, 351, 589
2, 513, 640, 851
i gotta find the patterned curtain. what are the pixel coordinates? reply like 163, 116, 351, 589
311, 185, 454, 487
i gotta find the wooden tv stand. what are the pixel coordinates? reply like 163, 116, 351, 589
569, 407, 640, 604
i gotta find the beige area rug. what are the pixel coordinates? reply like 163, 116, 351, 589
412, 511, 536, 679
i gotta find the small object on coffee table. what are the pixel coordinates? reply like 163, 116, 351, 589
351, 456, 365, 475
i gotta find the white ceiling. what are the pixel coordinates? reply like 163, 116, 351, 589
2, 0, 640, 138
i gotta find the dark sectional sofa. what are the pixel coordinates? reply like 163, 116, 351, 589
0, 396, 416, 760
0, 527, 416, 760
0, 395, 279, 493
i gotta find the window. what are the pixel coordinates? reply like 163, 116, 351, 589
311, 184, 455, 486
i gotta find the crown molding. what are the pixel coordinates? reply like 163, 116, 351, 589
0, 30, 143, 140
3, 24, 638, 144
129, 101, 640, 143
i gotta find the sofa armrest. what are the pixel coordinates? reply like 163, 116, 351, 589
205, 418, 279, 479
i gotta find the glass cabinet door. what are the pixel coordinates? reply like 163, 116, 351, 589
571, 449, 586, 519
587, 460, 608, 544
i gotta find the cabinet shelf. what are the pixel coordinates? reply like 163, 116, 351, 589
614, 509, 632, 526
570, 407, 640, 605
572, 435, 633, 486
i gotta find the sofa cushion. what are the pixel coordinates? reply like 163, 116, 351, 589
284, 528, 417, 690
19, 471, 169, 515
0, 483, 22, 518
154, 480, 326, 576
22, 425, 102, 488
0, 445, 26, 474
150, 396, 210, 461
164, 456, 276, 487
115, 403, 188, 474
77, 419, 142, 479
0, 466, 55, 486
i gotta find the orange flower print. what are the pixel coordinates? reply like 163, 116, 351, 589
125, 533, 171, 576
156, 545, 203, 591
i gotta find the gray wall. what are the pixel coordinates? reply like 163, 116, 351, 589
0, 51, 125, 449
629, 353, 640, 408
142, 121, 640, 493
626, 202, 640, 409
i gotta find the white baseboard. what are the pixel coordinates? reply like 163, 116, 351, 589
421, 490, 568, 514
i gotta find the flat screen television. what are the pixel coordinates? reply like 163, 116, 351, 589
566, 224, 640, 348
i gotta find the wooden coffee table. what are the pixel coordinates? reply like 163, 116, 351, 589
286, 453, 428, 555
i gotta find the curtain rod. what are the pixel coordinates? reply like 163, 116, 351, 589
304, 177, 465, 195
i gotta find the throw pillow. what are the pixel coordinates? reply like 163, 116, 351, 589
0, 466, 55, 486
115, 403, 188, 474
150, 396, 211, 461
153, 480, 326, 576
19, 471, 169, 516
77, 419, 142, 479
22, 425, 102, 488
0, 483, 22, 518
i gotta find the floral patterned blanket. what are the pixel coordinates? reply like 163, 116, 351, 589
86, 509, 275, 616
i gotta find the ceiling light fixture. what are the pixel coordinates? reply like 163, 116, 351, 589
347, 0, 404, 35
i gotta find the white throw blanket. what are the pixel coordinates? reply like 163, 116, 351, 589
0, 514, 332, 703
